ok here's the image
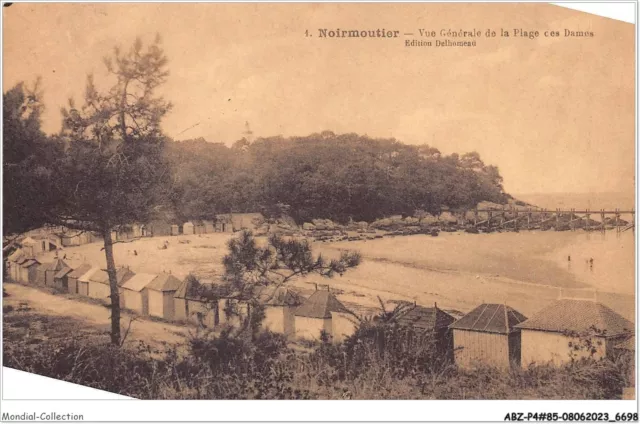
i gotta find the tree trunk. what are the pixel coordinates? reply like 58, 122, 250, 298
103, 229, 121, 345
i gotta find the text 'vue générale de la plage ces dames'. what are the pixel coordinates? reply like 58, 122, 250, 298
307, 28, 595, 47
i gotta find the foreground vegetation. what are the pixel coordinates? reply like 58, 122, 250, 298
3, 301, 633, 400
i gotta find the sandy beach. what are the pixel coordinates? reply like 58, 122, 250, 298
39, 229, 635, 322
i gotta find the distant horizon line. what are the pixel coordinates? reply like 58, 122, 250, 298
514, 191, 635, 196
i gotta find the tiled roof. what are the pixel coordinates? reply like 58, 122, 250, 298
615, 336, 635, 351
295, 290, 351, 319
42, 258, 69, 272
89, 267, 135, 287
20, 259, 40, 268
256, 286, 306, 306
121, 273, 157, 292
7, 249, 25, 262
396, 304, 455, 331
146, 273, 183, 292
54, 266, 74, 279
68, 264, 92, 279
515, 299, 633, 338
77, 267, 101, 283
449, 304, 527, 335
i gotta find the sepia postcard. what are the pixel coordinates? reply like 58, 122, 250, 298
1, 1, 637, 422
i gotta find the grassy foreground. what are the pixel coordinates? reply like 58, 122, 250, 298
2, 300, 634, 400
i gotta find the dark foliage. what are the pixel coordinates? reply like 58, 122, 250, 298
165, 133, 509, 224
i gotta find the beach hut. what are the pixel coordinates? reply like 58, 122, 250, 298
87, 267, 134, 305
44, 258, 69, 286
215, 215, 234, 233
20, 237, 40, 257
145, 273, 183, 320
183, 221, 195, 235
34, 262, 49, 286
121, 273, 157, 315
60, 231, 95, 246
396, 303, 456, 358
203, 220, 215, 233
231, 213, 265, 232
171, 224, 180, 236
257, 286, 306, 337
18, 258, 41, 284
515, 299, 634, 367
77, 266, 100, 297
7, 248, 26, 281
294, 289, 354, 341
147, 220, 172, 237
173, 278, 221, 327
53, 266, 74, 291
450, 303, 527, 369
66, 263, 92, 294
615, 336, 636, 400
193, 220, 206, 235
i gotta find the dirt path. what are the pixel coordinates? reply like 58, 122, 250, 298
3, 283, 191, 349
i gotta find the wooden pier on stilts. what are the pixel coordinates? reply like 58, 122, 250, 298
462, 207, 634, 233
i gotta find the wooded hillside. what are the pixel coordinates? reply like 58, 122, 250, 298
166, 132, 509, 224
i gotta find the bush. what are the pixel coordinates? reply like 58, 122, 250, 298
3, 313, 632, 400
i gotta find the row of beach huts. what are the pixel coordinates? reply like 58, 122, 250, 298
17, 213, 267, 256
4, 248, 635, 372
4, 248, 358, 342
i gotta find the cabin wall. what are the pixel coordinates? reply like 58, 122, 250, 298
78, 281, 89, 296
67, 277, 78, 294
35, 268, 47, 286
263, 306, 286, 334
28, 267, 40, 285
123, 290, 148, 315
186, 299, 216, 328
331, 312, 357, 343
520, 329, 607, 367
10, 263, 19, 281
453, 329, 511, 369
148, 290, 164, 319
163, 292, 175, 320
295, 316, 331, 341
283, 307, 297, 337
174, 297, 187, 321
88, 281, 111, 301
45, 270, 57, 286
53, 276, 68, 291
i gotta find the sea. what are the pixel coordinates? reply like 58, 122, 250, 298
515, 191, 635, 213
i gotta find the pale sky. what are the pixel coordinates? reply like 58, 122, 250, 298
3, 3, 635, 195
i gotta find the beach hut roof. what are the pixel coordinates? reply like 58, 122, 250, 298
295, 290, 351, 319
90, 267, 135, 287
615, 336, 635, 351
396, 304, 456, 331
54, 266, 74, 279
514, 299, 633, 338
43, 258, 69, 272
78, 266, 101, 283
122, 273, 157, 292
257, 286, 306, 306
449, 303, 527, 335
146, 273, 183, 292
21, 237, 38, 246
20, 259, 40, 268
7, 248, 25, 262
181, 281, 230, 300
68, 263, 92, 279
